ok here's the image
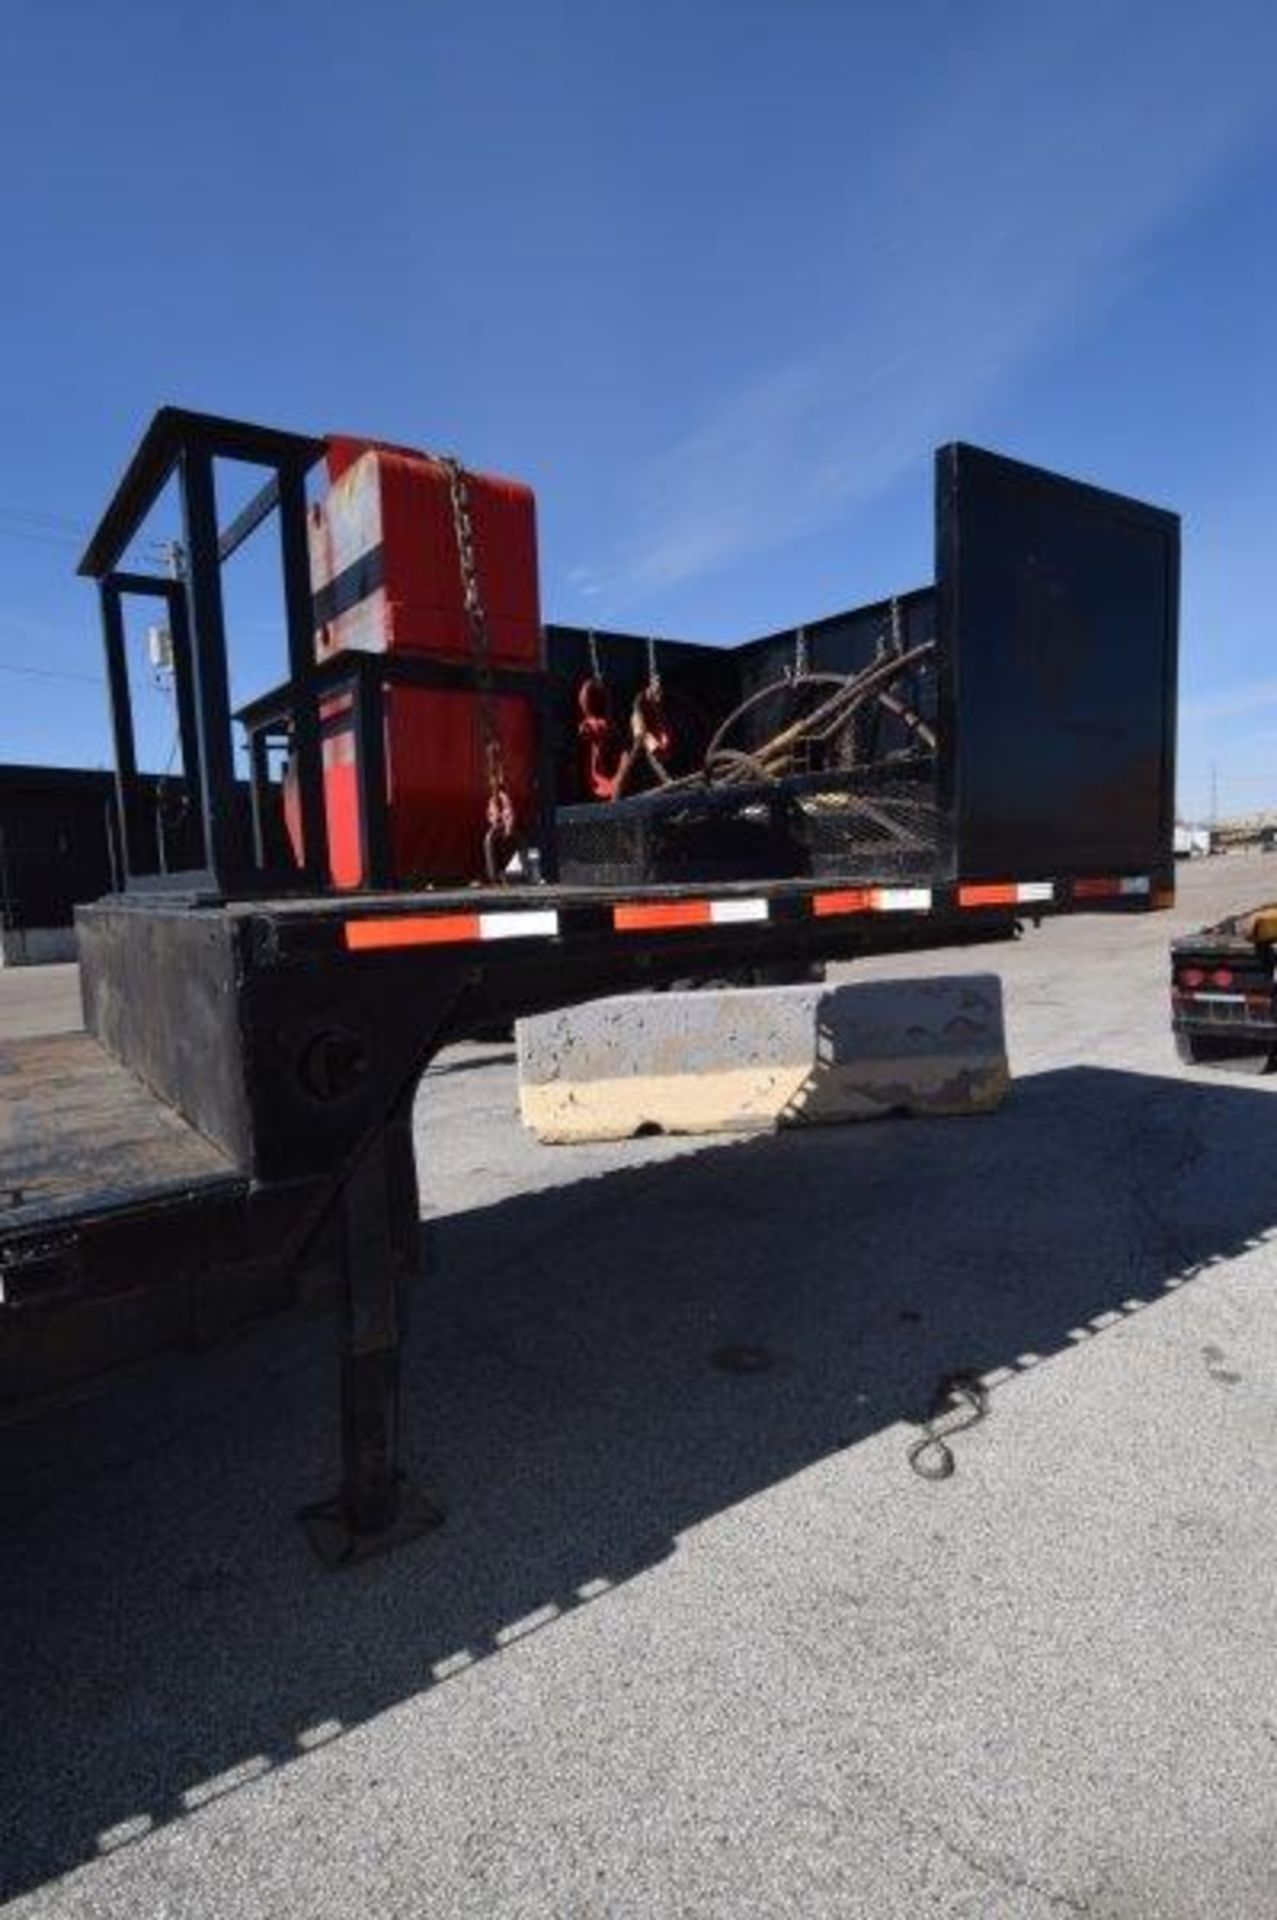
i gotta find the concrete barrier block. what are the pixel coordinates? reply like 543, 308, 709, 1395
517, 976, 1008, 1143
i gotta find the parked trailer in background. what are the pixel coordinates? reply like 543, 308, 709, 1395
0, 763, 285, 964
0, 408, 1179, 1561
1171, 901, 1277, 1067
1175, 824, 1212, 860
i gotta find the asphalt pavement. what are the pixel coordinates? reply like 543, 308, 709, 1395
3, 855, 1277, 1917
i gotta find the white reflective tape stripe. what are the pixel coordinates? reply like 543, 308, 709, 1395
710, 899, 769, 924
1191, 992, 1245, 1005
876, 888, 933, 912
1121, 876, 1151, 896
477, 911, 561, 941
1016, 882, 1054, 903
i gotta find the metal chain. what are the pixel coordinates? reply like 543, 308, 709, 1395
588, 628, 602, 680
646, 633, 660, 689
794, 625, 809, 680
441, 455, 517, 880
441, 457, 500, 780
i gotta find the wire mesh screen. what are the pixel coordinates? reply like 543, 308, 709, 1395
557, 759, 940, 886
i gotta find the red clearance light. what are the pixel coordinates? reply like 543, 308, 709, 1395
1179, 967, 1206, 989
1210, 967, 1235, 989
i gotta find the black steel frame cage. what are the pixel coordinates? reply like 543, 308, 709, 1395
79, 408, 335, 898
76, 406, 944, 906
79, 407, 563, 899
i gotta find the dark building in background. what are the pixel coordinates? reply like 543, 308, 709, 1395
0, 764, 207, 963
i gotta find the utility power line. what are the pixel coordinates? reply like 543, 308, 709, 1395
0, 661, 104, 687
0, 500, 174, 567
0, 500, 85, 528
0, 523, 84, 551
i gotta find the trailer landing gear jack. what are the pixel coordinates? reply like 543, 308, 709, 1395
299, 1098, 445, 1567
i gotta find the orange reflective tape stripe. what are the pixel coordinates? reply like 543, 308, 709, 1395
345, 913, 482, 950
958, 883, 1017, 907
613, 901, 713, 932
813, 889, 875, 917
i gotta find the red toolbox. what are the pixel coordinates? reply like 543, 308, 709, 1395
309, 436, 542, 669
285, 435, 544, 888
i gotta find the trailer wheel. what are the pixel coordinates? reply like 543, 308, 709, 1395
1176, 1030, 1274, 1071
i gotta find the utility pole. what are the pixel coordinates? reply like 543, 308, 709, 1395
1210, 762, 1219, 829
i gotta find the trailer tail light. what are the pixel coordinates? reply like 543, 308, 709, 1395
1178, 967, 1206, 989
1210, 967, 1235, 989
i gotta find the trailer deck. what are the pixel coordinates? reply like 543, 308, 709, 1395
0, 1030, 240, 1233
0, 1032, 250, 1400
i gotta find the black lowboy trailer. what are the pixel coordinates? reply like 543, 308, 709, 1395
0, 409, 1179, 1563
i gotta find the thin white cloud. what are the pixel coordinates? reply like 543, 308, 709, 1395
1181, 677, 1277, 724
588, 0, 1277, 608
564, 563, 602, 599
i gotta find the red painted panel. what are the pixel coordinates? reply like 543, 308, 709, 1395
386, 684, 537, 883
283, 685, 538, 888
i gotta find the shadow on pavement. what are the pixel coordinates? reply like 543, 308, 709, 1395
2, 1061, 1276, 1900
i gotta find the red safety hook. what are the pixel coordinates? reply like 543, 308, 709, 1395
631, 679, 674, 768
482, 739, 522, 882
578, 675, 627, 800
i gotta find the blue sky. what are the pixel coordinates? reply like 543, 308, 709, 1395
1, 0, 1274, 820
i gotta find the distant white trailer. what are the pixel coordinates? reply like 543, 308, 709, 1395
1175, 825, 1211, 859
